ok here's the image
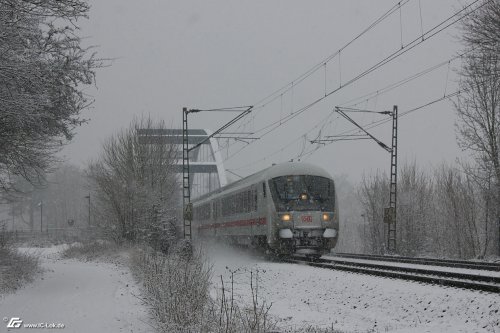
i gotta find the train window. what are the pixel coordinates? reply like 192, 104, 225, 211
245, 191, 249, 212
251, 190, 256, 211
194, 202, 211, 220
218, 187, 259, 217
270, 175, 335, 212
254, 189, 258, 210
262, 182, 266, 197
223, 198, 227, 216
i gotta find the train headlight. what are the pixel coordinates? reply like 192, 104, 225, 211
322, 213, 331, 221
281, 213, 292, 222
300, 193, 308, 200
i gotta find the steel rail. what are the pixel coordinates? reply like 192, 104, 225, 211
287, 257, 500, 293
315, 257, 500, 284
329, 252, 500, 272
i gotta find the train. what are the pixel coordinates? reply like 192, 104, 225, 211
192, 162, 339, 256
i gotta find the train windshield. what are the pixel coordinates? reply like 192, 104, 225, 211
270, 175, 335, 212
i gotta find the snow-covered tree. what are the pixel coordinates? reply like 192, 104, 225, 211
434, 165, 489, 258
0, 0, 100, 190
455, 0, 500, 255
88, 117, 179, 250
357, 162, 496, 258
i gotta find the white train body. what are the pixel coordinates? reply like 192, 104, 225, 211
192, 163, 339, 255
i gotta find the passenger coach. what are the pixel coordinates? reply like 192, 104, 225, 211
192, 162, 339, 255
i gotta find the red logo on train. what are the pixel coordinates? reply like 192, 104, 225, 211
301, 215, 312, 223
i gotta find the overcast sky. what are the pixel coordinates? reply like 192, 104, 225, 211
61, 0, 472, 182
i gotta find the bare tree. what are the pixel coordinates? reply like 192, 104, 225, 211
87, 117, 179, 250
0, 0, 101, 190
461, 0, 500, 53
397, 162, 435, 257
357, 161, 496, 259
434, 165, 488, 258
456, 0, 500, 254
358, 172, 388, 254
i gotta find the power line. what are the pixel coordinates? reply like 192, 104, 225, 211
338, 49, 471, 108
228, 111, 340, 172
227, 49, 471, 172
252, 1, 411, 110
297, 90, 461, 161
222, 0, 487, 163
230, 0, 411, 133
236, 0, 483, 143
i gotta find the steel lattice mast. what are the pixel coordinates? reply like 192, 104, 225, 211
182, 107, 192, 240
387, 105, 398, 253
181, 106, 253, 240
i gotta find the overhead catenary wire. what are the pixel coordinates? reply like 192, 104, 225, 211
399, 1, 404, 49
229, 47, 472, 172
297, 90, 462, 161
254, 0, 410, 108
238, 90, 462, 171
418, 0, 425, 40
222, 0, 488, 164
231, 0, 412, 132
339, 48, 472, 108
227, 0, 480, 147
217, 1, 408, 155
228, 110, 340, 172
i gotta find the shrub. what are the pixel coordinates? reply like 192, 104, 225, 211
131, 244, 278, 333
0, 247, 40, 294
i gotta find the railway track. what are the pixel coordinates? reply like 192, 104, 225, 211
288, 253, 500, 293
331, 252, 500, 271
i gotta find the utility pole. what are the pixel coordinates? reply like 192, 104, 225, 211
315, 105, 398, 254
387, 105, 398, 253
182, 105, 254, 240
182, 107, 194, 240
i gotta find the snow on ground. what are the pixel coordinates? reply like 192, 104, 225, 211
0, 246, 151, 333
206, 244, 500, 333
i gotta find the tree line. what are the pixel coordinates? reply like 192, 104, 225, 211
342, 0, 500, 258
347, 162, 495, 258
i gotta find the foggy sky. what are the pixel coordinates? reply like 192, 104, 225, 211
61, 0, 470, 182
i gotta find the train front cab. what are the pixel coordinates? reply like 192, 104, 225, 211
266, 174, 339, 255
